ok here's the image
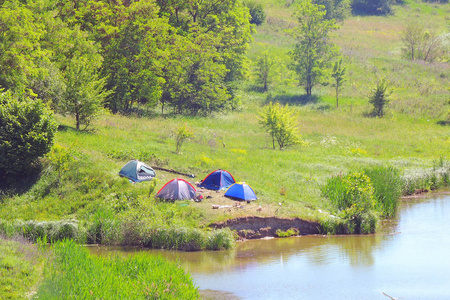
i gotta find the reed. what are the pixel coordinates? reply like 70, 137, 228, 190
364, 165, 403, 217
35, 240, 200, 299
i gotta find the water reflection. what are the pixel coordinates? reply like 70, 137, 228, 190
91, 194, 450, 300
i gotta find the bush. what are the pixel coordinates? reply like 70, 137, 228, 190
351, 0, 393, 15
0, 92, 57, 179
244, 0, 266, 25
322, 172, 377, 234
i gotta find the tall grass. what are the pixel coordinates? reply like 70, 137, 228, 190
36, 240, 200, 299
364, 166, 403, 217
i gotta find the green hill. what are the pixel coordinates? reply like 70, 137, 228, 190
1, 0, 449, 245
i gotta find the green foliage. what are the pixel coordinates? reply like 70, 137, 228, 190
275, 228, 299, 237
364, 166, 403, 217
46, 144, 75, 183
256, 50, 274, 92
259, 102, 302, 150
351, 0, 394, 16
0, 91, 57, 178
175, 124, 194, 154
312, 0, 351, 21
61, 57, 110, 130
322, 172, 377, 234
331, 58, 346, 108
368, 80, 391, 117
401, 20, 446, 62
244, 0, 266, 25
288, 0, 339, 95
0, 2, 46, 92
36, 240, 200, 299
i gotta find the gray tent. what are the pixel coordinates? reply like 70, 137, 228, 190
156, 178, 197, 200
119, 160, 156, 182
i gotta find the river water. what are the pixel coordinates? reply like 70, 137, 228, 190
92, 194, 450, 299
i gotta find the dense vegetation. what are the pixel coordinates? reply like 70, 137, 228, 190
1, 0, 449, 297
36, 239, 199, 299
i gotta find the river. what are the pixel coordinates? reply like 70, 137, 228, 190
91, 194, 450, 299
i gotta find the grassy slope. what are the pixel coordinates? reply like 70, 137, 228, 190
0, 1, 449, 227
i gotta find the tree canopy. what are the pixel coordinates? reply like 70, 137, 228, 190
0, 0, 254, 116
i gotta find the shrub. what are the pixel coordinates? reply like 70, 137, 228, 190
0, 92, 57, 179
259, 102, 301, 150
275, 228, 299, 237
368, 80, 391, 117
244, 0, 266, 25
322, 172, 377, 234
351, 0, 393, 16
174, 123, 194, 154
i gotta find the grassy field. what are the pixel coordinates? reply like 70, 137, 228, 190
0, 0, 449, 238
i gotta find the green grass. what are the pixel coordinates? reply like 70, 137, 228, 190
35, 240, 199, 299
0, 236, 45, 299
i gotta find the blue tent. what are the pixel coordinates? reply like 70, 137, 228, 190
224, 182, 257, 201
198, 169, 235, 190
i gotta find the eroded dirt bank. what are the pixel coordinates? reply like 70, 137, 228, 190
210, 216, 321, 239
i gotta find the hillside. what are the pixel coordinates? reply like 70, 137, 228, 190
1, 0, 449, 243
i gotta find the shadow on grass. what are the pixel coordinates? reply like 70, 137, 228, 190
0, 165, 42, 202
437, 120, 450, 126
265, 94, 320, 106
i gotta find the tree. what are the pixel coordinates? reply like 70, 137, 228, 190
256, 51, 273, 92
331, 58, 346, 108
369, 80, 391, 117
401, 21, 424, 61
288, 0, 339, 96
0, 91, 57, 178
61, 58, 110, 130
259, 102, 301, 150
351, 0, 393, 16
312, 0, 350, 21
0, 2, 47, 93
244, 0, 266, 25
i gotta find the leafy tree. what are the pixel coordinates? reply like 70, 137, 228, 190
331, 58, 346, 108
312, 0, 350, 21
401, 21, 424, 61
256, 50, 274, 92
61, 58, 110, 130
259, 102, 301, 150
368, 80, 391, 117
288, 0, 339, 96
401, 21, 443, 62
244, 0, 266, 25
351, 0, 393, 16
156, 0, 254, 83
0, 91, 57, 178
0, 2, 47, 93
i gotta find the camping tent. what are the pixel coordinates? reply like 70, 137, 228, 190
224, 182, 257, 201
119, 160, 156, 182
198, 169, 235, 190
156, 178, 197, 200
